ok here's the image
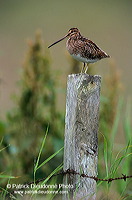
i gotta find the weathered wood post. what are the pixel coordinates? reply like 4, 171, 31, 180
63, 74, 101, 200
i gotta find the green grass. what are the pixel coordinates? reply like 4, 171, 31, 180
34, 127, 64, 183
31, 127, 64, 199
0, 139, 18, 200
97, 98, 132, 199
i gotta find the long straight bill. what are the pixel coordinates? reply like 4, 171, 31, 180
48, 35, 68, 48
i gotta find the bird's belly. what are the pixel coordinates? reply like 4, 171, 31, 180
71, 53, 99, 63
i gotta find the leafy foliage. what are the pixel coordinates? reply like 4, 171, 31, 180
0, 32, 64, 186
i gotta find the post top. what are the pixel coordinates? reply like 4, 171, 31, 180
68, 73, 101, 79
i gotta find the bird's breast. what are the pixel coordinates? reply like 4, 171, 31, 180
71, 53, 99, 63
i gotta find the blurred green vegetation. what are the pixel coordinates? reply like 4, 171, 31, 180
0, 32, 131, 200
0, 32, 64, 184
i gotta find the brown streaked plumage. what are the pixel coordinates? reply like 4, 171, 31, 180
48, 28, 110, 73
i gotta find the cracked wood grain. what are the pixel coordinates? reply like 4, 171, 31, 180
63, 74, 101, 200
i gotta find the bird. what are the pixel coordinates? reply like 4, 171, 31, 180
48, 28, 110, 73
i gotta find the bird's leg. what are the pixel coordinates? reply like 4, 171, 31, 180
84, 64, 89, 73
81, 63, 85, 73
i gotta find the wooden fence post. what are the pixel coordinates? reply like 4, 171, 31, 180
63, 74, 101, 200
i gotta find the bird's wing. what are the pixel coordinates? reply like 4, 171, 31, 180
80, 37, 107, 59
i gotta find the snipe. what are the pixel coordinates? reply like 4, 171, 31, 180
48, 28, 110, 73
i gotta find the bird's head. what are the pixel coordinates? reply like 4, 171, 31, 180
67, 28, 80, 38
48, 28, 80, 48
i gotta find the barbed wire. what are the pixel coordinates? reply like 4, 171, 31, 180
2, 169, 131, 199
28, 168, 132, 185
